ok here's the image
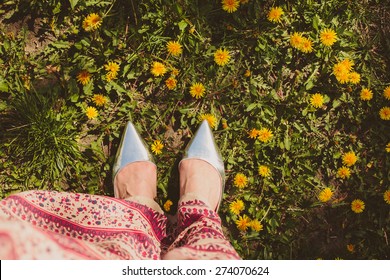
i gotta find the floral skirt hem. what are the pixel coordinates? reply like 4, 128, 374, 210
0, 191, 240, 260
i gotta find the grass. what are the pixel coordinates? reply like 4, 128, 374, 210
0, 0, 389, 259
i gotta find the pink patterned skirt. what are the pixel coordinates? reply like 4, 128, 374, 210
0, 191, 240, 260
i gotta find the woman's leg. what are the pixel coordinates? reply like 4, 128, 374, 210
163, 160, 241, 260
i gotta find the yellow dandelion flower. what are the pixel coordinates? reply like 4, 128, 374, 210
300, 37, 313, 53
333, 65, 349, 83
258, 165, 271, 177
333, 59, 354, 84
248, 128, 260, 139
82, 19, 89, 31
310, 93, 324, 108
336, 71, 350, 84
244, 69, 251, 77
386, 142, 390, 153
105, 61, 120, 73
250, 219, 263, 232
88, 14, 102, 30
171, 68, 179, 77
150, 61, 167, 77
82, 13, 102, 32
106, 71, 117, 82
337, 166, 351, 179
320, 28, 338, 47
222, 0, 240, 13
163, 200, 173, 212
199, 114, 218, 129
190, 82, 206, 99
380, 107, 390, 120
268, 7, 284, 23
167, 41, 182, 56
214, 48, 231, 66
360, 88, 373, 101
348, 72, 361, 84
347, 244, 355, 253
290, 32, 304, 49
151, 140, 164, 155
257, 128, 273, 143
318, 188, 333, 202
351, 199, 365, 214
332, 63, 347, 77
234, 173, 248, 188
104, 61, 120, 81
384, 190, 390, 205
235, 215, 250, 231
165, 77, 177, 90
384, 86, 390, 100
342, 151, 358, 167
92, 94, 108, 107
77, 70, 91, 85
85, 106, 98, 120
341, 59, 354, 72
229, 199, 245, 215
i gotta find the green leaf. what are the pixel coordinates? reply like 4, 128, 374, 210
69, 0, 79, 9
3, 40, 10, 51
0, 79, 9, 92
109, 81, 127, 94
83, 81, 94, 96
0, 100, 7, 111
246, 103, 257, 112
51, 40, 71, 49
332, 99, 341, 109
86, 0, 111, 7
178, 20, 188, 31
305, 80, 314, 90
312, 14, 321, 31
257, 37, 267, 51
304, 66, 319, 90
53, 2, 62, 14
284, 130, 291, 151
70, 93, 79, 103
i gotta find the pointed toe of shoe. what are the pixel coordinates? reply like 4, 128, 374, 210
180, 120, 225, 211
182, 120, 225, 176
112, 121, 155, 185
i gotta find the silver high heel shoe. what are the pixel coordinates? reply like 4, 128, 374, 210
179, 120, 225, 211
112, 121, 156, 198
